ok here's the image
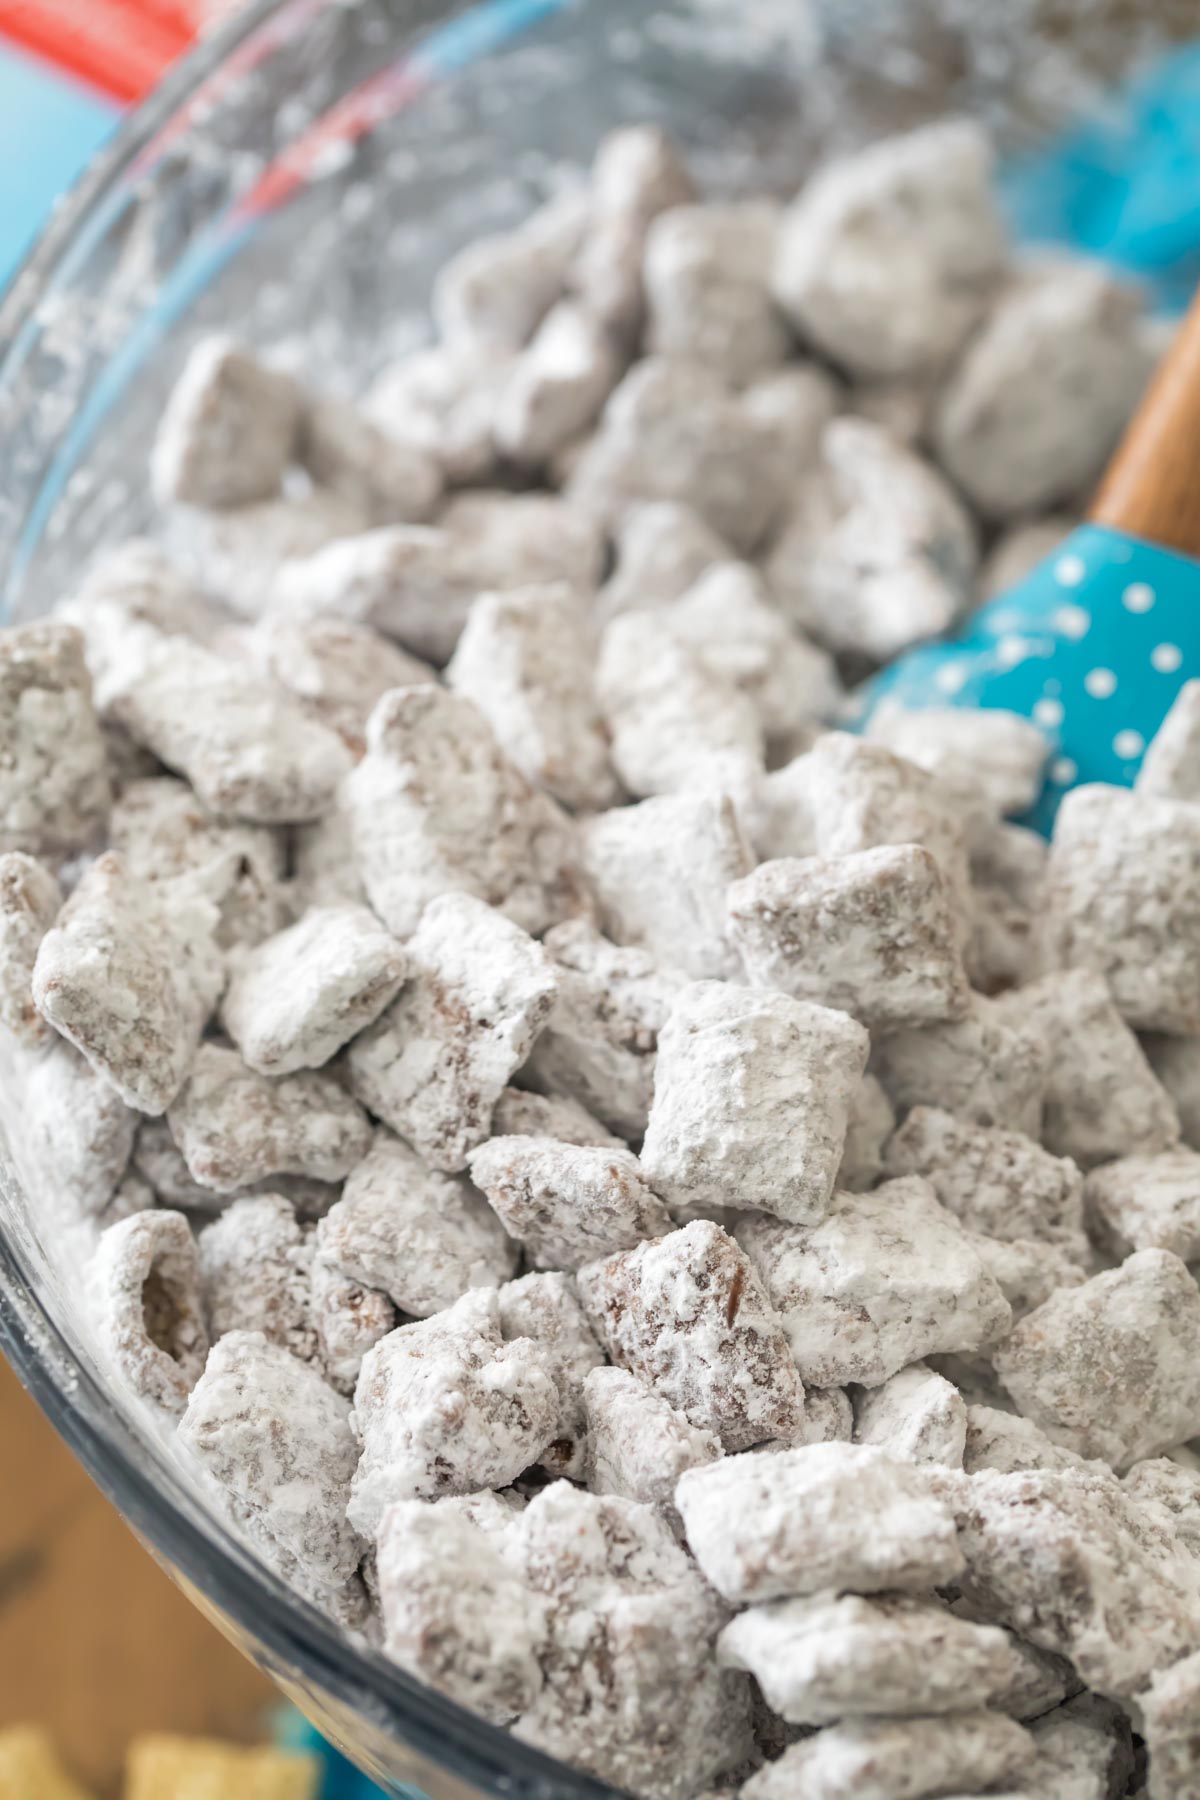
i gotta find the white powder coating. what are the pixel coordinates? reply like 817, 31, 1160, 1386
584, 1365, 721, 1512
151, 336, 302, 508
494, 301, 621, 467
962, 1234, 1086, 1323
728, 847, 970, 1030
107, 632, 352, 827
644, 202, 789, 386
994, 1250, 1200, 1470
433, 190, 587, 352
308, 1256, 394, 1399
89, 1209, 208, 1416
524, 919, 682, 1140
221, 905, 408, 1076
872, 994, 1047, 1136
837, 1073, 895, 1193
376, 1500, 547, 1726
994, 970, 1179, 1169
1144, 1032, 1200, 1149
640, 981, 868, 1223
579, 789, 752, 981
365, 340, 511, 487
884, 1107, 1089, 1264
511, 1482, 751, 1800
344, 892, 557, 1173
1123, 1458, 1200, 1560
497, 1270, 604, 1481
166, 488, 370, 621
1140, 1648, 1200, 1800
198, 1193, 316, 1361
468, 1135, 670, 1272
179, 1329, 365, 1617
1027, 1692, 1135, 1800
108, 776, 290, 956
947, 1466, 1200, 1694
596, 610, 764, 800
737, 1179, 1012, 1387
316, 1129, 516, 1317
347, 1288, 560, 1535
0, 623, 111, 857
13, 1039, 137, 1221
741, 1710, 1034, 1800
765, 418, 978, 664
933, 259, 1148, 519
852, 1362, 967, 1468
566, 356, 791, 555
167, 1043, 371, 1193
1083, 1148, 1200, 1263
245, 614, 436, 759
1041, 783, 1200, 1034
1137, 679, 1200, 802
867, 704, 1050, 825
718, 1593, 1023, 1726
675, 1442, 964, 1603
0, 854, 61, 1047
447, 584, 619, 812
491, 1086, 624, 1149
577, 1220, 805, 1452
966, 820, 1047, 996
342, 685, 586, 941
570, 125, 696, 344
962, 1406, 1095, 1478
664, 560, 840, 751
595, 500, 729, 626
33, 852, 224, 1115
772, 121, 1006, 380
296, 391, 443, 527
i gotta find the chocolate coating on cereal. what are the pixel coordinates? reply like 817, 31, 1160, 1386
852, 1361, 967, 1468
741, 1709, 1034, 1800
0, 854, 61, 1048
308, 1255, 394, 1398
0, 622, 111, 858
584, 1365, 721, 1513
497, 1270, 604, 1482
468, 1136, 670, 1272
198, 1193, 316, 1360
151, 336, 302, 509
89, 1209, 208, 1415
577, 1219, 805, 1452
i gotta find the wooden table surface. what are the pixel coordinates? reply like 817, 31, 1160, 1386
0, 1350, 275, 1797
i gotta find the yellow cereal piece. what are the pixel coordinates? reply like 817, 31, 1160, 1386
0, 1726, 95, 1800
125, 1735, 319, 1800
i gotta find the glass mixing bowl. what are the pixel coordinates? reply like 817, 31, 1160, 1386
0, 2, 1193, 1794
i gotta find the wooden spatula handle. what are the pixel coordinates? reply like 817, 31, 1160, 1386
1090, 285, 1200, 557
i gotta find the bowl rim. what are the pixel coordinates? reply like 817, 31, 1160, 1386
0, 5, 622, 1793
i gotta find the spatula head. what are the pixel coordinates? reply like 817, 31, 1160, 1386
855, 523, 1200, 832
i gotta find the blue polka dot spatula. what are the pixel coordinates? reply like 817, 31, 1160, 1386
858, 286, 1200, 833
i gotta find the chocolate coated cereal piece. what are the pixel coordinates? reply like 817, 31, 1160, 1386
494, 302, 621, 467
345, 892, 556, 1173
296, 390, 443, 526
772, 120, 1007, 379
962, 1406, 1095, 1477
1026, 1692, 1134, 1800
1137, 679, 1200, 802
167, 1043, 371, 1193
995, 1249, 1200, 1469
1140, 1647, 1200, 1800
676, 1441, 964, 1603
965, 820, 1047, 994
433, 190, 588, 351
1084, 1147, 1200, 1262
884, 1107, 1089, 1263
584, 1365, 721, 1514
837, 1073, 895, 1192
1123, 1458, 1200, 1559
729, 847, 970, 1030
347, 1288, 560, 1534
376, 1499, 547, 1725
580, 788, 752, 981
737, 1179, 1012, 1387
740, 1709, 1034, 1800
221, 905, 407, 1076
594, 500, 729, 627
1041, 784, 1200, 1034
497, 1270, 604, 1481
0, 623, 110, 858
512, 1482, 751, 1800
718, 1593, 1023, 1726
491, 1086, 624, 1149
852, 1361, 967, 1468
245, 613, 436, 759
89, 1209, 208, 1415
995, 970, 1179, 1168
365, 339, 511, 487
307, 1255, 394, 1398
179, 1329, 366, 1617
872, 994, 1047, 1136
570, 125, 696, 342
198, 1193, 316, 1360
342, 685, 585, 940
166, 487, 368, 620
640, 981, 868, 1223
151, 336, 302, 509
947, 1466, 1200, 1694
132, 1116, 230, 1213
33, 852, 223, 1114
0, 854, 61, 1047
524, 919, 682, 1139
933, 260, 1148, 519
316, 1129, 516, 1317
644, 202, 789, 386
765, 418, 978, 663
468, 1135, 670, 1271
577, 1219, 805, 1452
868, 705, 1050, 826
447, 584, 619, 812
